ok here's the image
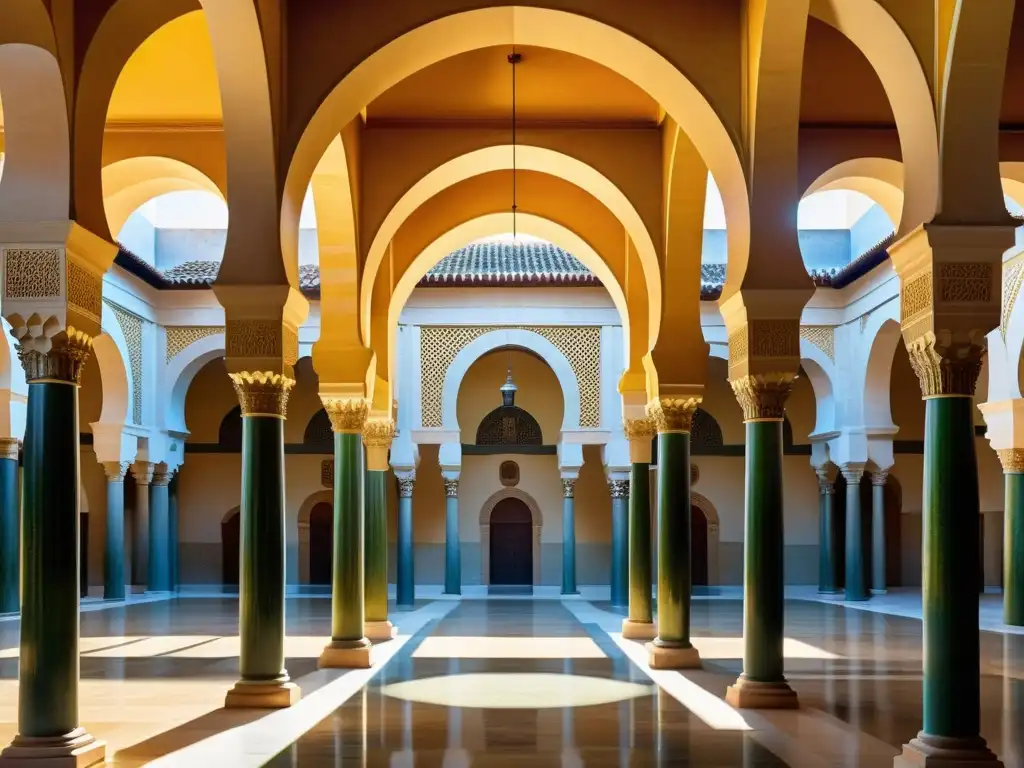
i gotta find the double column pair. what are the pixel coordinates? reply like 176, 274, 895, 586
621, 399, 703, 669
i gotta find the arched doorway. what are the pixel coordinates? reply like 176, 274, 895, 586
309, 502, 334, 585
489, 498, 533, 588
222, 508, 240, 589
691, 505, 708, 587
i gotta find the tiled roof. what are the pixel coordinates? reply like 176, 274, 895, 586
420, 242, 599, 286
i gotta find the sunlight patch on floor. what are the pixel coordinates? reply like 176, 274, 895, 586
0, 636, 334, 659
692, 636, 841, 660
412, 636, 607, 659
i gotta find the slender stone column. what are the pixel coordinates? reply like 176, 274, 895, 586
396, 474, 415, 607
0, 438, 20, 614
319, 398, 372, 668
443, 476, 461, 595
842, 464, 868, 601
646, 397, 701, 669
816, 468, 840, 595
363, 419, 396, 642
130, 462, 152, 590
168, 473, 179, 591
870, 470, 889, 596
1000, 450, 1024, 627
561, 477, 578, 595
622, 418, 656, 640
608, 478, 629, 608
0, 329, 106, 766
725, 374, 798, 709
147, 469, 172, 593
223, 372, 300, 707
102, 461, 129, 601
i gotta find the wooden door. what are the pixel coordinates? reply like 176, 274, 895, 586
310, 502, 334, 585
489, 498, 533, 586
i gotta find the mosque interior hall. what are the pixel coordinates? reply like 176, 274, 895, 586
1, 1, 1024, 766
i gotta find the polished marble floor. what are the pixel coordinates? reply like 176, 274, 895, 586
0, 597, 1020, 766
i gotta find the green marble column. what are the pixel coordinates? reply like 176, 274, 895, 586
443, 476, 461, 595
725, 376, 798, 710
816, 469, 840, 595
843, 466, 869, 601
396, 475, 415, 607
168, 473, 179, 591
561, 477, 578, 595
362, 417, 395, 642
223, 374, 299, 707
102, 462, 128, 601
897, 394, 1000, 765
609, 478, 629, 608
871, 470, 888, 595
647, 399, 701, 669
0, 439, 20, 614
0, 334, 105, 765
1002, 453, 1024, 627
622, 419, 656, 640
147, 470, 171, 593
319, 401, 371, 667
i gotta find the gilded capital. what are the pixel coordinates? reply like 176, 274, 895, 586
398, 476, 415, 497
322, 397, 369, 434
363, 418, 395, 471
905, 333, 983, 398
0, 438, 19, 462
9, 324, 93, 384
623, 418, 656, 463
229, 371, 295, 418
562, 478, 576, 498
646, 396, 701, 434
103, 461, 130, 482
729, 372, 796, 421
608, 478, 629, 499
444, 478, 459, 498
998, 448, 1024, 473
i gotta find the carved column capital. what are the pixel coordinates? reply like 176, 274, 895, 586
151, 470, 172, 487
623, 418, 657, 463
444, 478, 459, 498
0, 438, 20, 462
840, 464, 865, 484
397, 476, 415, 497
998, 448, 1024, 473
321, 397, 369, 434
608, 478, 630, 499
730, 372, 796, 421
561, 478, 576, 498
103, 461, 130, 482
815, 468, 834, 494
646, 396, 702, 434
9, 324, 93, 385
363, 418, 396, 472
871, 470, 890, 487
229, 371, 295, 418
131, 461, 154, 485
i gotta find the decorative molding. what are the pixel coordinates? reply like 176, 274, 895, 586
419, 325, 601, 429
322, 398, 369, 433
647, 397, 701, 433
103, 461, 131, 481
561, 478, 576, 498
729, 372, 796, 421
226, 319, 282, 359
12, 325, 93, 384
3, 248, 61, 299
998, 448, 1024, 473
229, 371, 295, 417
938, 262, 992, 303
105, 300, 145, 424
166, 326, 222, 362
397, 476, 415, 497
67, 261, 102, 325
800, 325, 835, 361
901, 270, 933, 323
444, 477, 459, 497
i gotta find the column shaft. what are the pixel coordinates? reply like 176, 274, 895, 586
1006, 470, 1024, 627
396, 478, 415, 607
332, 432, 365, 642
844, 468, 868, 601
103, 466, 126, 601
132, 476, 150, 588
871, 473, 887, 595
168, 474, 179, 590
364, 469, 388, 624
627, 461, 652, 624
817, 477, 839, 594
652, 431, 695, 652
148, 476, 171, 592
561, 479, 578, 595
610, 482, 628, 608
444, 479, 460, 595
0, 451, 19, 613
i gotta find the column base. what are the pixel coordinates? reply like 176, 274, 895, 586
817, 589, 843, 598
319, 638, 372, 669
364, 620, 397, 643
844, 592, 871, 602
646, 640, 701, 669
725, 678, 799, 710
0, 728, 105, 768
895, 734, 1003, 767
871, 588, 889, 596
561, 589, 580, 596
224, 679, 300, 709
621, 619, 657, 640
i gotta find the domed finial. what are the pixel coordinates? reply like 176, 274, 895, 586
500, 367, 517, 407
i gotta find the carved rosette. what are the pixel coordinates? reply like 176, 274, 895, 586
397, 476, 415, 497
871, 470, 889, 487
608, 479, 629, 499
729, 372, 796, 421
229, 371, 295, 418
561, 478, 576, 498
363, 418, 396, 472
646, 396, 701, 434
998, 449, 1024, 473
322, 398, 369, 434
623, 417, 657, 463
103, 461, 130, 482
444, 478, 459, 498
8, 323, 93, 384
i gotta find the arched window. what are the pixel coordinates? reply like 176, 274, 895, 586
476, 406, 543, 446
690, 407, 724, 453
218, 406, 242, 451
304, 408, 333, 450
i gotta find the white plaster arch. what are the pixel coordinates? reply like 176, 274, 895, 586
95, 302, 135, 425
478, 486, 543, 587
165, 332, 226, 434
689, 491, 720, 587
860, 303, 902, 428
441, 328, 581, 438
296, 489, 333, 585
799, 338, 837, 436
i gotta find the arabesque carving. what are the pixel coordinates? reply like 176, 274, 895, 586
166, 326, 223, 362
730, 372, 796, 421
229, 371, 295, 417
322, 397, 369, 433
8, 319, 93, 384
647, 396, 701, 433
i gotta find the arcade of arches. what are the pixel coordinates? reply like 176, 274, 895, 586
0, 2, 1023, 766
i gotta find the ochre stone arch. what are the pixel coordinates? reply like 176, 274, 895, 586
297, 489, 333, 584
690, 491, 720, 586
802, 157, 903, 229
478, 487, 542, 587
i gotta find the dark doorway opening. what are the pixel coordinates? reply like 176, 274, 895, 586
222, 509, 240, 589
691, 505, 708, 587
489, 498, 533, 590
80, 513, 89, 598
310, 502, 334, 586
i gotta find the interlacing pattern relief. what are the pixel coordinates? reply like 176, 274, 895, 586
166, 326, 223, 362
105, 300, 145, 424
